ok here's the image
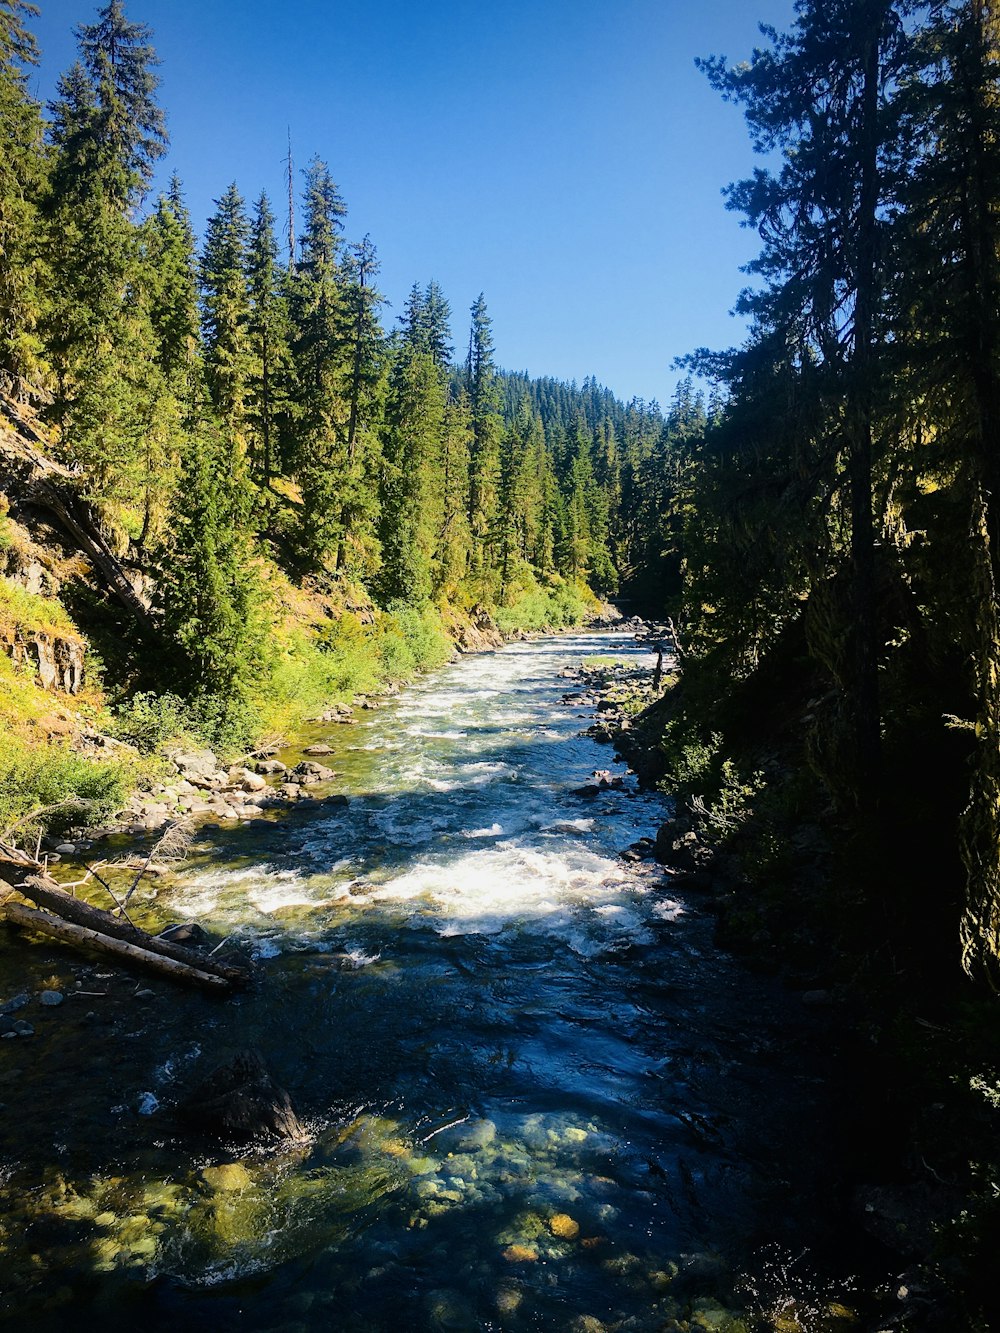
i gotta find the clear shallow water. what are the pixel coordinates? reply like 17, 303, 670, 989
0, 631, 859, 1331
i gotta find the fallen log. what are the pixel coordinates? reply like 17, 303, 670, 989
0, 842, 252, 990
13, 875, 252, 986
1, 900, 232, 993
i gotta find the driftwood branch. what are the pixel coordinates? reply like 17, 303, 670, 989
1, 901, 232, 993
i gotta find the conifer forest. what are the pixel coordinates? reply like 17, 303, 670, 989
2, 2, 1000, 1331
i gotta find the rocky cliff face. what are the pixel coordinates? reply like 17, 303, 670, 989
0, 625, 85, 695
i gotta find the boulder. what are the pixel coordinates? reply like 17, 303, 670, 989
289, 760, 336, 785
303, 743, 334, 756
177, 1049, 308, 1143
172, 749, 221, 782
230, 767, 267, 792
255, 759, 287, 775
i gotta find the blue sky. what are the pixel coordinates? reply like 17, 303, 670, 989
27, 0, 796, 406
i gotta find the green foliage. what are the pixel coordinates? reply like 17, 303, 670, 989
0, 577, 74, 635
374, 601, 452, 679
0, 733, 133, 844
110, 689, 199, 752
492, 580, 592, 633
260, 603, 450, 733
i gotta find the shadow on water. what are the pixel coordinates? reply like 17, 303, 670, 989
0, 632, 869, 1330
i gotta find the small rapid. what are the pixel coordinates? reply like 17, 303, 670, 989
0, 629, 857, 1332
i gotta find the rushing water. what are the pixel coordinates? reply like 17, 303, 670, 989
0, 631, 862, 1332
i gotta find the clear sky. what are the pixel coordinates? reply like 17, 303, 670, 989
26, 0, 797, 407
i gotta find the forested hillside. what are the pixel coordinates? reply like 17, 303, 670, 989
0, 0, 697, 783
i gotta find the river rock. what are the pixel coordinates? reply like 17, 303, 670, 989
0, 993, 29, 1015
279, 783, 302, 800
177, 1049, 309, 1143
172, 749, 221, 782
157, 922, 210, 947
229, 767, 266, 792
39, 990, 64, 1007
437, 1117, 497, 1153
289, 761, 336, 785
201, 1162, 253, 1192
303, 743, 334, 756
256, 759, 287, 775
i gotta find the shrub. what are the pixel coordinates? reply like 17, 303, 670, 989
0, 735, 134, 845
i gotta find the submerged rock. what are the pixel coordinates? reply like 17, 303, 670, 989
201, 1162, 253, 1192
177, 1049, 309, 1143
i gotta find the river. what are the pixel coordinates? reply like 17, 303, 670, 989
0, 629, 863, 1332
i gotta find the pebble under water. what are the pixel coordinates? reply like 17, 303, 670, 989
0, 631, 865, 1332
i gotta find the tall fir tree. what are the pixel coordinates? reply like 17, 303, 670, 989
0, 0, 47, 398
289, 156, 349, 567
465, 293, 503, 598
43, 0, 166, 509
247, 190, 294, 490
200, 183, 252, 446
334, 234, 385, 575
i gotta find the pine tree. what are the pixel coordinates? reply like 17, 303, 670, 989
334, 234, 385, 575
157, 414, 265, 724
0, 0, 47, 397
247, 189, 293, 490
423, 279, 453, 368
43, 0, 166, 509
435, 393, 473, 598
700, 0, 911, 799
137, 175, 200, 547
289, 156, 348, 566
378, 339, 446, 604
200, 183, 252, 444
465, 293, 503, 597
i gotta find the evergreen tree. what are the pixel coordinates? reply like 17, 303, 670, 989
465, 293, 503, 597
435, 394, 473, 598
334, 234, 385, 575
378, 339, 446, 604
247, 188, 294, 489
43, 0, 166, 508
423, 279, 453, 368
699, 0, 912, 798
157, 414, 265, 719
137, 175, 200, 546
0, 0, 47, 397
200, 183, 252, 443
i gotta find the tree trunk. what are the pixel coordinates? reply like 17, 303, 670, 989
846, 15, 883, 805
11, 873, 251, 986
1, 900, 233, 993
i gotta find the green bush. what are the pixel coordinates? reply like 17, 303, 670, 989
112, 691, 201, 752
0, 735, 134, 845
494, 581, 593, 634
